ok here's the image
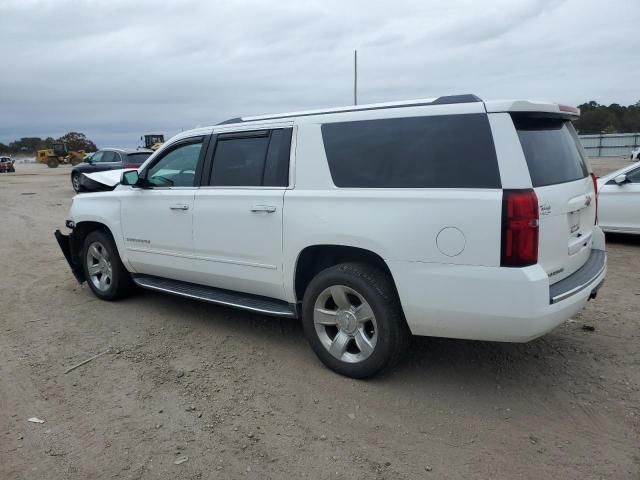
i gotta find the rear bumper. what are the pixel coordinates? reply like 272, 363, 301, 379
550, 249, 606, 304
389, 249, 607, 343
54, 229, 85, 283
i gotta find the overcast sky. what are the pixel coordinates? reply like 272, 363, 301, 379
0, 0, 638, 148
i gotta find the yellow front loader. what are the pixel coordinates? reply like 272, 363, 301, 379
141, 134, 165, 151
36, 142, 85, 168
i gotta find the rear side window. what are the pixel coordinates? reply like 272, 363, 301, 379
126, 152, 151, 165
100, 151, 117, 163
209, 129, 291, 187
512, 115, 588, 187
321, 114, 500, 188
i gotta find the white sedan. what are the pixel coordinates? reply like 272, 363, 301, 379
631, 148, 640, 161
597, 161, 640, 235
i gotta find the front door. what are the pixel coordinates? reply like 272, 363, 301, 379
599, 165, 640, 233
120, 136, 206, 281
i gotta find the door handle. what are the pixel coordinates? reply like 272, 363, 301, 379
169, 204, 189, 210
250, 205, 276, 213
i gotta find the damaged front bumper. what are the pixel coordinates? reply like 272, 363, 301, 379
54, 229, 86, 283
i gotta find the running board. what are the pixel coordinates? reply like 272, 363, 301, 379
133, 275, 297, 318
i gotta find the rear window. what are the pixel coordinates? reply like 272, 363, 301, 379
127, 152, 152, 164
321, 114, 501, 188
512, 115, 588, 187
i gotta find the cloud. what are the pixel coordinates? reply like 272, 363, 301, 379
0, 0, 638, 147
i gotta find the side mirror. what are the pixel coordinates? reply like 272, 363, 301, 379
121, 170, 140, 187
614, 174, 627, 185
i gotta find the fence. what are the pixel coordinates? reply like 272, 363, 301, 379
578, 133, 640, 157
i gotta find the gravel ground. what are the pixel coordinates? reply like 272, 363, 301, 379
1, 159, 638, 480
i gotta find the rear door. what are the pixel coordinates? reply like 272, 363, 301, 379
512, 115, 596, 283
191, 128, 292, 300
98, 150, 122, 172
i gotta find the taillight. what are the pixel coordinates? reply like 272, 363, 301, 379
501, 189, 539, 267
559, 104, 579, 114
590, 173, 598, 225
123, 164, 139, 169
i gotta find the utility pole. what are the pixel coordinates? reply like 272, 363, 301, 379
354, 49, 358, 106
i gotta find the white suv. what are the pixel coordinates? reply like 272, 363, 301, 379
55, 94, 607, 378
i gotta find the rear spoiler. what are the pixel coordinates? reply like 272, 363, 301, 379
484, 100, 580, 120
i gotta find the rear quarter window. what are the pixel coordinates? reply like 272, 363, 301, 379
127, 152, 152, 165
512, 115, 588, 187
321, 114, 501, 188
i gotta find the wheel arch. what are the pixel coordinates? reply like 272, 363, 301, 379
69, 221, 121, 271
293, 244, 400, 304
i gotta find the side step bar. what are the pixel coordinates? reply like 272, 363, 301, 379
133, 275, 297, 318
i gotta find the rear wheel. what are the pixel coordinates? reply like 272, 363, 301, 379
301, 262, 409, 378
46, 157, 59, 168
82, 230, 133, 300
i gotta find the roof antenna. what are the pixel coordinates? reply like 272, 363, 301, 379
353, 49, 358, 106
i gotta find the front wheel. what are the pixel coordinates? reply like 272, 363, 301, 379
46, 157, 59, 168
71, 173, 81, 192
301, 262, 410, 378
82, 230, 133, 300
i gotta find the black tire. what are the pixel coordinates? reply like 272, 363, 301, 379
71, 173, 81, 192
82, 229, 133, 301
47, 157, 59, 168
301, 262, 410, 378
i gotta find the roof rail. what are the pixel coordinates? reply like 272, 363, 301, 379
217, 94, 482, 125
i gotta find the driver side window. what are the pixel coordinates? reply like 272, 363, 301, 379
626, 167, 640, 183
90, 151, 104, 163
146, 138, 203, 187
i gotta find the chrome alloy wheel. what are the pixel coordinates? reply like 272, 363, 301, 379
72, 174, 80, 191
313, 285, 378, 363
86, 241, 113, 292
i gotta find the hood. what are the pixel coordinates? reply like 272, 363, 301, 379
79, 168, 135, 192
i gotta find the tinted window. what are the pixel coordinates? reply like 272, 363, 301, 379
99, 151, 117, 163
146, 139, 203, 187
126, 152, 152, 165
321, 114, 500, 188
513, 116, 588, 187
210, 133, 270, 186
626, 167, 640, 183
90, 151, 103, 163
263, 129, 292, 187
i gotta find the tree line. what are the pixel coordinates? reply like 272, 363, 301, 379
574, 101, 640, 134
0, 102, 638, 154
0, 132, 97, 155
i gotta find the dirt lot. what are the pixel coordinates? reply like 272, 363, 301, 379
1, 160, 638, 480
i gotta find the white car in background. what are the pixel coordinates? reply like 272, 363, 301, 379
597, 161, 640, 235
630, 148, 640, 161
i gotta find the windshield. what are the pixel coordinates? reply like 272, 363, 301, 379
146, 135, 163, 144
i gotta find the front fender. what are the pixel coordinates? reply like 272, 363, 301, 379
69, 193, 131, 270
